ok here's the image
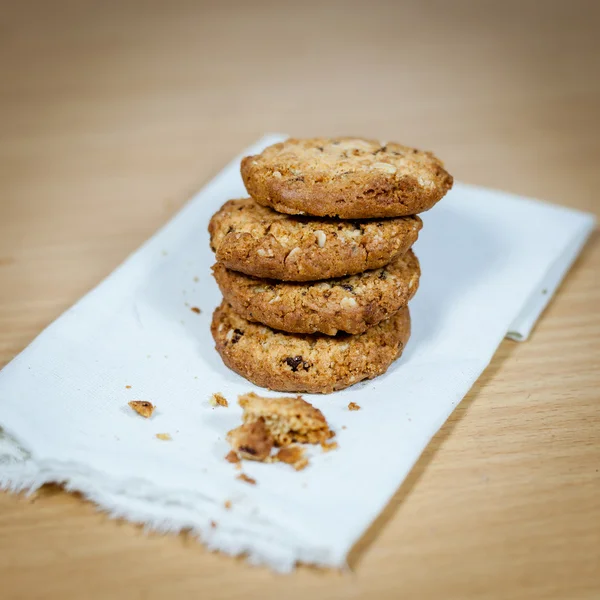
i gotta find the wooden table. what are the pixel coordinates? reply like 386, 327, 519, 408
1, 1, 599, 598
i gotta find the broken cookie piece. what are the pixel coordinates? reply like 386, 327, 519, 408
348, 402, 361, 411
128, 400, 155, 418
238, 392, 334, 446
227, 417, 273, 461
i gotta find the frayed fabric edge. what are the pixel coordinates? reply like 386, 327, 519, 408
0, 455, 343, 573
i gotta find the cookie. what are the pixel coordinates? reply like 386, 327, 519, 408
237, 392, 334, 446
209, 198, 421, 281
241, 137, 453, 218
211, 302, 411, 394
212, 249, 420, 335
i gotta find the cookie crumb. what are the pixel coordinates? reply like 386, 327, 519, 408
210, 520, 217, 528
125, 385, 132, 389
342, 425, 347, 430
155, 433, 171, 441
276, 445, 308, 470
209, 392, 229, 407
224, 500, 232, 510
348, 402, 361, 411
128, 400, 155, 418
225, 450, 240, 464
236, 473, 257, 485
227, 418, 273, 461
194, 276, 200, 283
294, 458, 309, 471
190, 306, 201, 314
321, 440, 338, 452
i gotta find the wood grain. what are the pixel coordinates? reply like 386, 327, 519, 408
1, 1, 599, 598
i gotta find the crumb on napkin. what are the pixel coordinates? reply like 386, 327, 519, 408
128, 400, 155, 418
236, 473, 257, 485
276, 446, 309, 471
225, 450, 240, 463
227, 418, 273, 461
190, 306, 201, 314
155, 433, 172, 441
209, 392, 229, 407
321, 440, 338, 452
348, 402, 361, 411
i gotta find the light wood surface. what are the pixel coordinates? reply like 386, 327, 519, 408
1, 1, 599, 598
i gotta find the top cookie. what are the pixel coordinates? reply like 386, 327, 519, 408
209, 198, 421, 281
241, 137, 453, 219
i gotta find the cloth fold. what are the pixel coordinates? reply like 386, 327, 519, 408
0, 134, 595, 571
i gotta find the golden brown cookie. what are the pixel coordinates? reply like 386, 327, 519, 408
212, 249, 420, 335
211, 302, 411, 394
208, 198, 421, 281
241, 137, 453, 218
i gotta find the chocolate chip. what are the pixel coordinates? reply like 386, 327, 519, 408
285, 356, 304, 372
232, 328, 244, 343
284, 356, 310, 372
341, 284, 354, 291
239, 445, 256, 456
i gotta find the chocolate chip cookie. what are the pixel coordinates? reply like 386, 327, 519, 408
241, 137, 453, 218
211, 301, 411, 394
212, 249, 420, 335
209, 198, 421, 281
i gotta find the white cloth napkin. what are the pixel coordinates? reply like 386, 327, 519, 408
0, 135, 595, 572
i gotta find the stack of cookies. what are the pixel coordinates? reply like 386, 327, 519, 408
209, 138, 452, 394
